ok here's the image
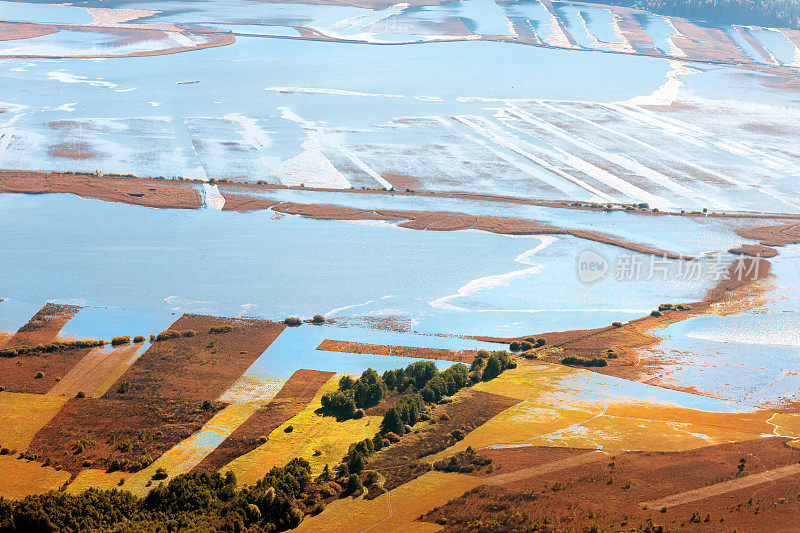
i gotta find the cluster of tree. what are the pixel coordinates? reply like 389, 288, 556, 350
470, 350, 516, 382
153, 330, 196, 342
561, 356, 608, 367
283, 317, 302, 327
509, 337, 546, 352
633, 0, 800, 30
432, 446, 492, 473
110, 336, 131, 346
0, 339, 105, 358
658, 303, 692, 311
208, 325, 234, 334
321, 368, 387, 420
0, 463, 313, 533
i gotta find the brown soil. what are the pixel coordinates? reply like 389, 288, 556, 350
6, 303, 81, 347
29, 396, 223, 474
421, 437, 800, 532
728, 244, 778, 258
267, 202, 690, 259
104, 314, 285, 402
47, 142, 100, 160
0, 170, 202, 210
0, 22, 58, 42
737, 222, 800, 247
366, 388, 520, 495
192, 368, 334, 473
316, 340, 476, 363
220, 194, 279, 212
0, 348, 90, 394
670, 18, 752, 64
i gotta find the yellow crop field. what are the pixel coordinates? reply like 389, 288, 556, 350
222, 376, 380, 484
0, 391, 67, 450
0, 455, 71, 500
295, 471, 481, 532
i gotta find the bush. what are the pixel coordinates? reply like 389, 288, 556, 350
181, 330, 196, 338
34, 371, 44, 379
133, 335, 145, 343
284, 317, 302, 327
284, 425, 294, 433
509, 341, 520, 352
561, 356, 608, 368
535, 338, 546, 347
154, 330, 181, 342
117, 380, 131, 394
75, 391, 86, 398
651, 310, 663, 317
200, 400, 213, 411
612, 322, 623, 328
311, 314, 325, 324
152, 467, 168, 480
208, 325, 233, 334
111, 336, 131, 346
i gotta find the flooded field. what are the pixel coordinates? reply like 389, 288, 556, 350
2, 0, 800, 529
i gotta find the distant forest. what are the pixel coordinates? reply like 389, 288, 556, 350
587, 0, 800, 29
635, 0, 800, 29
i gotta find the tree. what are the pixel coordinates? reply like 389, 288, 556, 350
345, 474, 362, 495
381, 407, 403, 435
482, 355, 502, 381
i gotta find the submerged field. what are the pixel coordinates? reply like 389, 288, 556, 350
1, 0, 800, 531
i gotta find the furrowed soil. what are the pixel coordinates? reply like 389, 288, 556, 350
29, 396, 224, 474
192, 369, 334, 473
104, 314, 284, 401
422, 437, 800, 532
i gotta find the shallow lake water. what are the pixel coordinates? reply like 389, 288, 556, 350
0, 192, 718, 339
637, 245, 800, 406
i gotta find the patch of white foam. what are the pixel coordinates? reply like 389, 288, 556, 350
203, 183, 225, 210
429, 235, 556, 311
625, 60, 696, 107
47, 70, 117, 88
266, 86, 403, 98
278, 138, 351, 189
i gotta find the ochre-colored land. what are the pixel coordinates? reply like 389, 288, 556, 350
317, 339, 476, 363
193, 369, 334, 473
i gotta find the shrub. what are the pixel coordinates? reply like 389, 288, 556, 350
311, 314, 325, 324
154, 330, 181, 342
200, 400, 213, 411
208, 325, 233, 334
181, 330, 196, 338
612, 322, 623, 328
284, 425, 294, 433
651, 310, 663, 317
509, 341, 520, 352
34, 371, 44, 379
284, 317, 302, 327
535, 338, 546, 347
152, 467, 168, 480
133, 335, 145, 343
75, 391, 86, 398
0, 338, 106, 358
117, 380, 131, 394
111, 336, 131, 346
561, 356, 608, 368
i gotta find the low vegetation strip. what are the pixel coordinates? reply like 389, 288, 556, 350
316, 339, 476, 362
485, 450, 607, 486
0, 339, 106, 359
192, 369, 334, 473
641, 463, 800, 509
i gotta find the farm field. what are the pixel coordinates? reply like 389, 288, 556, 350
2, 0, 800, 531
